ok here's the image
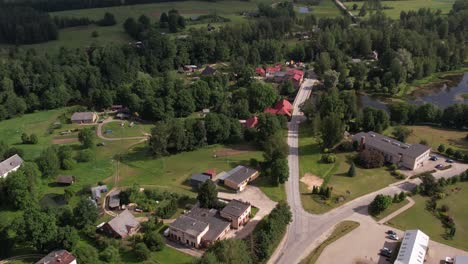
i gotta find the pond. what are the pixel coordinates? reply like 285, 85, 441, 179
360, 72, 468, 110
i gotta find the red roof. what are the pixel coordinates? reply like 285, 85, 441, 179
204, 169, 217, 178
266, 65, 281, 73
292, 73, 302, 81
244, 116, 258, 128
286, 68, 304, 77
275, 99, 293, 111
255, 67, 266, 76
36, 250, 76, 264
264, 99, 293, 117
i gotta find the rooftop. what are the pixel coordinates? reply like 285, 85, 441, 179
35, 250, 76, 264
224, 165, 258, 185
353, 132, 431, 158
201, 66, 216, 75
70, 112, 95, 121
0, 154, 23, 176
221, 199, 250, 218
106, 209, 140, 238
187, 207, 231, 241
170, 214, 209, 237
395, 229, 429, 264
191, 173, 211, 183
56, 175, 74, 184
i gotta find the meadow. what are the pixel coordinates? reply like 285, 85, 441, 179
296, 0, 343, 18
389, 182, 468, 251
345, 0, 455, 18
298, 124, 399, 213
101, 120, 153, 138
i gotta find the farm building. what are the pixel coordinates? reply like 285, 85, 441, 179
395, 229, 429, 264
352, 132, 431, 170
107, 189, 121, 209
56, 175, 75, 185
223, 165, 259, 192
0, 154, 23, 178
35, 250, 76, 264
220, 199, 251, 228
70, 112, 98, 124
101, 209, 140, 239
91, 185, 108, 201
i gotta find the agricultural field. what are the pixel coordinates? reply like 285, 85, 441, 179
384, 125, 468, 154
345, 0, 455, 18
389, 182, 468, 251
298, 124, 399, 214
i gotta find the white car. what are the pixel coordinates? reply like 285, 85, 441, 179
389, 234, 399, 240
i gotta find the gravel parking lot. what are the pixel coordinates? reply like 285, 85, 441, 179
401, 153, 468, 179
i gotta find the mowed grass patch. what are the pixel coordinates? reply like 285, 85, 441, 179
389, 183, 468, 251
296, 0, 342, 18
252, 176, 286, 202
300, 221, 360, 264
373, 198, 410, 221
385, 125, 468, 154
119, 143, 263, 196
299, 123, 399, 214
102, 120, 152, 138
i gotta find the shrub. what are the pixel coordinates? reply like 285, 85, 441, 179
438, 144, 446, 153
144, 231, 165, 251
454, 151, 463, 160
134, 243, 151, 261
440, 204, 450, 213
369, 194, 392, 215
446, 147, 454, 156
320, 153, 336, 163
75, 149, 94, 162
358, 149, 384, 169
338, 141, 354, 152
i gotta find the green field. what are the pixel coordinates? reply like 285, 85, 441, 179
389, 183, 468, 251
296, 0, 342, 18
345, 0, 455, 19
300, 221, 360, 264
373, 198, 410, 221
102, 120, 153, 138
299, 124, 399, 214
384, 125, 468, 154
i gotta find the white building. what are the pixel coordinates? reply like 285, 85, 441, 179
0, 154, 23, 178
395, 229, 429, 264
454, 256, 468, 264
353, 132, 431, 170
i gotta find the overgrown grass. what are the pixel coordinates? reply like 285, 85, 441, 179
389, 182, 468, 251
297, 0, 342, 18
300, 221, 360, 264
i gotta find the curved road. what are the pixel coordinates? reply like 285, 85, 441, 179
269, 78, 423, 264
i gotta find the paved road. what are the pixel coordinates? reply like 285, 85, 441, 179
268, 77, 431, 264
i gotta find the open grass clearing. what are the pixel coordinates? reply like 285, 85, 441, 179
299, 221, 360, 264
101, 120, 152, 138
389, 182, 468, 251
299, 123, 399, 214
384, 125, 468, 154
296, 0, 342, 18
251, 176, 286, 202
372, 198, 410, 221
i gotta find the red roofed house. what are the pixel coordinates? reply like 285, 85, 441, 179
35, 250, 76, 264
264, 99, 293, 117
255, 67, 266, 76
243, 116, 258, 129
286, 68, 304, 87
265, 65, 282, 79
204, 169, 217, 179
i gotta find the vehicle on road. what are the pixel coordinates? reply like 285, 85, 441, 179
381, 247, 392, 254
436, 164, 444, 169
429, 155, 439, 161
386, 230, 397, 236
388, 234, 399, 240
446, 159, 454, 163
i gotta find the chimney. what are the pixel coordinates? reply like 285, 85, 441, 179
360, 136, 366, 151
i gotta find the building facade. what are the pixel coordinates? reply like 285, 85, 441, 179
352, 132, 431, 170
70, 112, 98, 124
223, 166, 259, 192
220, 199, 251, 228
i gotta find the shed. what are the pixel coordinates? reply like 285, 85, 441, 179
56, 175, 75, 185
190, 173, 211, 187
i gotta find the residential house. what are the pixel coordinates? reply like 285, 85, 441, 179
255, 67, 266, 76
243, 116, 258, 129
35, 250, 77, 264
201, 66, 217, 76
0, 154, 23, 178
264, 99, 294, 117
265, 65, 282, 79
56, 175, 75, 185
223, 165, 259, 192
266, 67, 304, 87
101, 209, 140, 239
70, 112, 98, 124
395, 230, 429, 264
352, 132, 431, 170
220, 199, 251, 228
107, 189, 121, 210
454, 256, 468, 264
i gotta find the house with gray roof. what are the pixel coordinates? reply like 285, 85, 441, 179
352, 131, 431, 170
71, 112, 98, 124
0, 154, 23, 178
91, 185, 108, 202
223, 166, 259, 192
107, 189, 121, 209
190, 173, 211, 188
220, 199, 251, 228
101, 209, 140, 239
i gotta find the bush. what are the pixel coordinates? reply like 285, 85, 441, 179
358, 149, 384, 169
134, 243, 151, 261
75, 149, 94, 162
144, 231, 165, 251
338, 141, 354, 152
320, 153, 336, 163
440, 204, 450, 213
446, 147, 454, 156
369, 194, 392, 215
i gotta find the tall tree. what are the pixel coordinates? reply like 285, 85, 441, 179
197, 180, 218, 209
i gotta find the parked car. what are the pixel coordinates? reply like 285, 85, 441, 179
389, 234, 399, 240
446, 159, 454, 163
429, 155, 439, 161
436, 164, 444, 169
97, 142, 106, 147
379, 250, 391, 257
386, 230, 397, 236
98, 120, 104, 123
445, 257, 454, 264
381, 247, 392, 254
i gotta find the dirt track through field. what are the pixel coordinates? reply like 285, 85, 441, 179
52, 137, 78, 144
214, 146, 254, 157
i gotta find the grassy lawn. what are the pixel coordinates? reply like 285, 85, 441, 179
252, 176, 286, 202
299, 124, 399, 214
373, 198, 410, 221
296, 0, 342, 18
389, 182, 468, 251
345, 0, 455, 19
384, 125, 468, 154
101, 120, 153, 138
300, 221, 360, 264
119, 143, 264, 196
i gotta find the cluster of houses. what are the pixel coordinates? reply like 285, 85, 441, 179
239, 99, 294, 129
256, 64, 305, 88
190, 165, 259, 192
168, 199, 251, 248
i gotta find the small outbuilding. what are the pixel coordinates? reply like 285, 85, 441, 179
190, 173, 211, 188
71, 112, 98, 124
223, 166, 259, 192
108, 189, 121, 209
91, 185, 108, 201
0, 154, 23, 179
56, 175, 75, 185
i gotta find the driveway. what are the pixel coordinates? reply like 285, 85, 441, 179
401, 153, 468, 179
218, 186, 277, 239
316, 213, 468, 264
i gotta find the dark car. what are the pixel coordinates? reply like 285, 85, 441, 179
429, 155, 438, 161
446, 159, 454, 163
379, 251, 391, 257
386, 230, 397, 235
436, 164, 444, 169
